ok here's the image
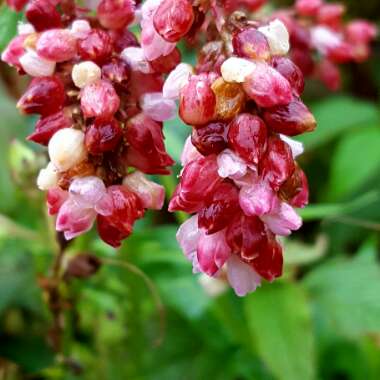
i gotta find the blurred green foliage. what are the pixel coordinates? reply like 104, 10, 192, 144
2, 1, 380, 380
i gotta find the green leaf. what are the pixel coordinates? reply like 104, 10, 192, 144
0, 5, 22, 51
328, 127, 380, 200
297, 96, 379, 150
304, 243, 380, 338
244, 283, 316, 380
299, 191, 380, 221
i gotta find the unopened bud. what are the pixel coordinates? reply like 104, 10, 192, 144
72, 61, 102, 88
258, 19, 290, 56
48, 128, 87, 172
37, 162, 59, 190
221, 57, 256, 83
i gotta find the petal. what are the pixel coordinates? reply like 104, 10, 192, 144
180, 136, 202, 166
197, 229, 231, 276
239, 180, 277, 216
226, 255, 261, 297
217, 149, 248, 179
69, 176, 108, 209
261, 202, 302, 236
140, 92, 176, 121
279, 134, 304, 158
163, 63, 193, 99
258, 19, 290, 56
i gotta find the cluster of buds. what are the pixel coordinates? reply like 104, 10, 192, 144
2, 0, 180, 247
279, 0, 378, 90
141, 0, 314, 296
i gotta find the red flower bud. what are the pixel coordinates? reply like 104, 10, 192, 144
124, 113, 174, 175
26, 0, 62, 32
28, 111, 72, 145
262, 97, 316, 136
85, 118, 123, 155
153, 0, 195, 43
17, 76, 65, 116
228, 114, 268, 165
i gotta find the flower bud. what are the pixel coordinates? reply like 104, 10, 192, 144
19, 50, 56, 77
48, 128, 87, 172
140, 92, 176, 122
121, 47, 152, 73
123, 171, 165, 210
243, 62, 292, 108
78, 29, 112, 64
26, 0, 62, 32
179, 75, 216, 126
17, 76, 65, 116
221, 57, 256, 83
163, 63, 193, 99
263, 98, 316, 136
72, 61, 102, 88
18, 23, 36, 35
80, 80, 120, 120
36, 29, 78, 62
232, 28, 271, 61
37, 162, 59, 190
153, 0, 194, 43
258, 19, 290, 56
70, 19, 91, 39
97, 0, 135, 30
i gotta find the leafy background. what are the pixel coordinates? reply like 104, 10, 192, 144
1, 1, 380, 379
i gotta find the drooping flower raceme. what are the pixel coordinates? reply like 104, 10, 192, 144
2, 0, 177, 247
155, 4, 314, 295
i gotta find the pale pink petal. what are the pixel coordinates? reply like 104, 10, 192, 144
56, 199, 97, 240
261, 202, 302, 236
279, 134, 304, 158
19, 50, 56, 77
239, 180, 277, 216
197, 229, 231, 276
121, 47, 153, 74
217, 149, 247, 180
140, 92, 176, 121
163, 63, 193, 99
69, 176, 107, 208
181, 136, 202, 166
140, 4, 175, 61
226, 255, 261, 297
177, 215, 202, 273
123, 171, 165, 210
310, 26, 342, 54
177, 215, 201, 257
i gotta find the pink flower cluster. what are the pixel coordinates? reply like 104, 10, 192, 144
279, 0, 377, 90
2, 0, 178, 247
140, 1, 312, 296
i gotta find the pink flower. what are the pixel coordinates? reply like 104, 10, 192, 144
217, 149, 249, 180
261, 201, 302, 236
55, 176, 113, 240
140, 92, 176, 121
226, 255, 261, 297
239, 178, 277, 217
176, 215, 201, 273
123, 171, 165, 210
197, 229, 231, 276
140, 0, 176, 61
